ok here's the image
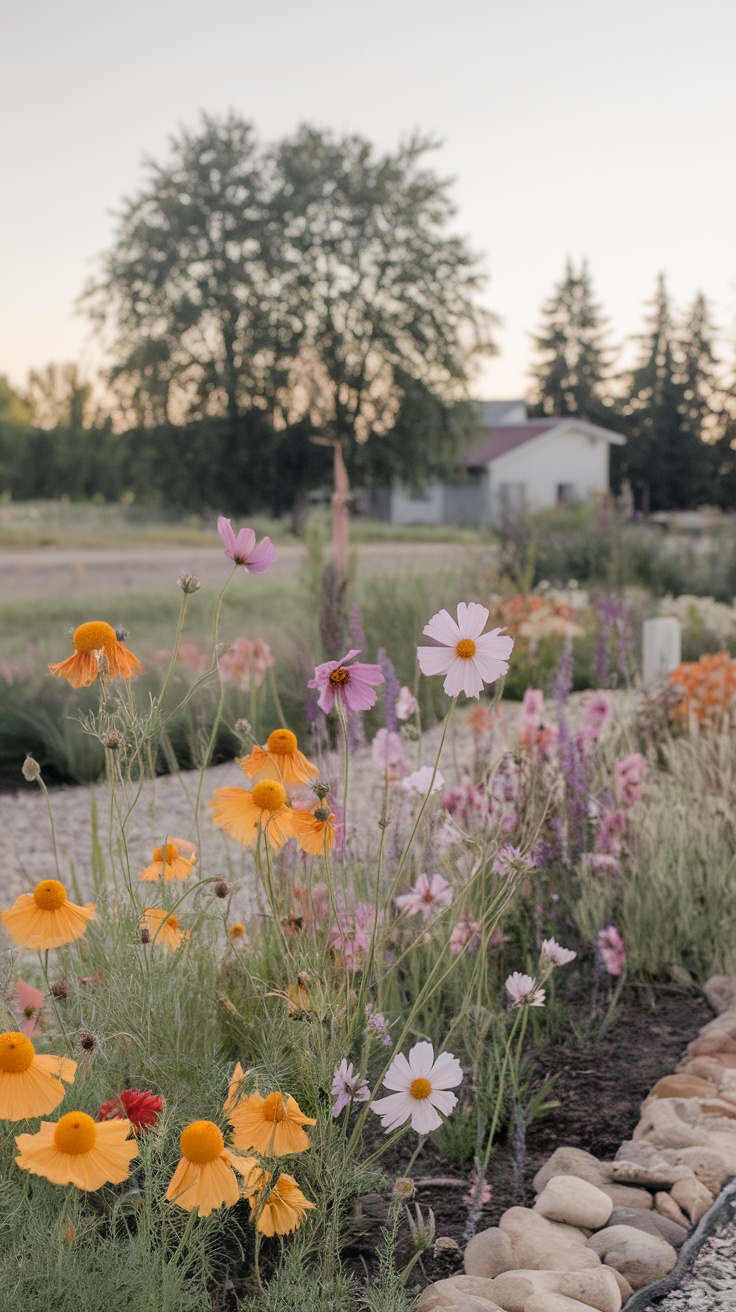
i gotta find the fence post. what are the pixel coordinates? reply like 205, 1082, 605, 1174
642, 617, 681, 689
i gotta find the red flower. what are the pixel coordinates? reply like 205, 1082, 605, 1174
98, 1088, 163, 1133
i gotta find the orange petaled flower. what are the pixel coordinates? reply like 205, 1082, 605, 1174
2, 880, 96, 951
139, 840, 197, 883
165, 1119, 256, 1216
238, 729, 318, 788
229, 922, 246, 941
48, 621, 142, 688
246, 1165, 316, 1236
226, 1080, 316, 1157
141, 908, 190, 951
290, 805, 337, 856
15, 1110, 138, 1189
0, 1032, 76, 1120
668, 651, 736, 725
210, 779, 295, 851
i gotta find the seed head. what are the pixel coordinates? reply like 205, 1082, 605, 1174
234, 718, 252, 737
140, 928, 150, 945
77, 1029, 97, 1055
115, 626, 129, 642
311, 779, 331, 800
51, 980, 69, 1000
102, 730, 125, 751
22, 754, 42, 782
177, 572, 201, 594
393, 1177, 416, 1201
214, 880, 229, 899
314, 805, 331, 822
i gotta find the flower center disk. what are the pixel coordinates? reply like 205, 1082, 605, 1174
180, 1119, 224, 1163
262, 1091, 288, 1122
153, 843, 179, 863
251, 780, 287, 812
54, 1112, 98, 1155
166, 914, 180, 931
410, 1077, 432, 1101
73, 621, 117, 654
33, 879, 67, 911
456, 639, 476, 660
328, 667, 350, 685
0, 1032, 35, 1073
267, 729, 297, 756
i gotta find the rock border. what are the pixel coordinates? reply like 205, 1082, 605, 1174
622, 1177, 736, 1310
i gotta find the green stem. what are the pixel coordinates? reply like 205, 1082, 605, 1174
157, 591, 190, 708
37, 777, 62, 881
388, 696, 457, 903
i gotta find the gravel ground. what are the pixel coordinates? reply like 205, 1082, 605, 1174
638, 1187, 736, 1312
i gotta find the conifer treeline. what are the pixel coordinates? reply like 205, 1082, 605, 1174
529, 262, 735, 510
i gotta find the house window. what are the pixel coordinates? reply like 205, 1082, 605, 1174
556, 482, 577, 506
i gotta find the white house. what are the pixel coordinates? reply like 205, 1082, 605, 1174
365, 401, 626, 527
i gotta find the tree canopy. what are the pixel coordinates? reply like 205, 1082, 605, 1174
528, 259, 613, 422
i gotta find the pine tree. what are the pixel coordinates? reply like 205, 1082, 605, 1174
529, 259, 613, 421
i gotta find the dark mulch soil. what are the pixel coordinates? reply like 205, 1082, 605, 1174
343, 985, 713, 1289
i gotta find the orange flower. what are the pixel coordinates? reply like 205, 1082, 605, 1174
139, 840, 197, 883
290, 805, 337, 856
2, 880, 96, 951
668, 651, 736, 725
48, 621, 142, 688
228, 922, 246, 941
141, 908, 190, 951
15, 1110, 137, 1189
165, 1119, 256, 1216
246, 1166, 316, 1236
227, 1083, 316, 1157
238, 729, 318, 787
0, 1032, 76, 1119
210, 779, 295, 851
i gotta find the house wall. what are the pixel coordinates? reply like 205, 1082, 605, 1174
490, 426, 611, 521
387, 480, 445, 524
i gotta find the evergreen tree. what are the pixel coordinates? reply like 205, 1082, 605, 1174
528, 259, 613, 421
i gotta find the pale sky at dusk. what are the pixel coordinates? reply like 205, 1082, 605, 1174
2, 0, 735, 400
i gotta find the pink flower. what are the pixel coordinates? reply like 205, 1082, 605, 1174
579, 690, 614, 743
597, 925, 626, 976
395, 872, 453, 920
417, 603, 514, 699
219, 636, 274, 689
331, 1059, 371, 1116
540, 937, 577, 966
449, 913, 482, 955
371, 729, 409, 779
584, 853, 620, 876
329, 902, 380, 969
505, 972, 545, 1007
596, 809, 628, 860
463, 1170, 492, 1209
217, 516, 278, 573
615, 753, 647, 806
395, 686, 419, 721
521, 688, 545, 722
14, 979, 45, 1036
400, 766, 445, 797
309, 649, 384, 714
443, 778, 485, 828
365, 1004, 392, 1046
518, 720, 557, 760
493, 844, 534, 877
467, 704, 493, 733
177, 642, 206, 671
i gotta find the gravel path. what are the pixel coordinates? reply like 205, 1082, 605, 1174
637, 1186, 736, 1312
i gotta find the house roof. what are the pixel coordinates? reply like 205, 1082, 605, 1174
463, 417, 626, 467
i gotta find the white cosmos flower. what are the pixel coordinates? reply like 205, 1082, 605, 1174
505, 971, 545, 1007
399, 766, 445, 797
541, 937, 577, 966
371, 1040, 463, 1134
417, 603, 514, 699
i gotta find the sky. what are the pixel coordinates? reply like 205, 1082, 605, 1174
2, 0, 736, 401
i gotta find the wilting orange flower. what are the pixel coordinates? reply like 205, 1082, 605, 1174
166, 1119, 256, 1216
141, 908, 190, 951
238, 729, 318, 788
246, 1165, 316, 1236
139, 840, 197, 883
48, 621, 142, 688
15, 1110, 137, 1189
2, 880, 96, 951
290, 805, 337, 856
226, 1081, 316, 1156
210, 779, 295, 851
0, 1032, 76, 1120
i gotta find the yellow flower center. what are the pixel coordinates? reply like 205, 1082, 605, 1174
456, 639, 477, 660
0, 1032, 35, 1073
54, 1111, 98, 1155
328, 667, 350, 686
229, 923, 246, 940
153, 843, 179, 864
251, 780, 287, 812
409, 1077, 432, 1101
33, 879, 67, 911
73, 621, 117, 654
166, 914, 180, 931
261, 1092, 288, 1123
180, 1119, 224, 1163
267, 729, 297, 756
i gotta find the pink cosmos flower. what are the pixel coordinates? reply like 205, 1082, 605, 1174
329, 902, 380, 970
521, 688, 545, 722
395, 872, 453, 920
309, 649, 384, 714
219, 636, 274, 689
217, 517, 278, 573
417, 603, 514, 699
540, 937, 577, 967
15, 980, 45, 1036
579, 690, 614, 743
371, 1040, 463, 1134
400, 766, 445, 797
615, 753, 647, 806
449, 913, 483, 956
463, 1170, 492, 1209
493, 844, 534, 877
331, 1060, 371, 1116
371, 728, 409, 779
597, 925, 626, 976
365, 1004, 392, 1046
505, 972, 545, 1007
395, 686, 419, 721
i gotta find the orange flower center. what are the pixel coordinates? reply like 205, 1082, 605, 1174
409, 1077, 432, 1101
0, 1031, 35, 1073
455, 639, 476, 660
251, 780, 287, 812
166, 914, 180, 931
54, 1111, 98, 1155
267, 729, 297, 756
180, 1119, 224, 1163
73, 621, 117, 654
153, 843, 179, 863
261, 1091, 288, 1122
328, 667, 350, 685
33, 879, 67, 911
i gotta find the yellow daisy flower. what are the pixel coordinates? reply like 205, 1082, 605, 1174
15, 1110, 138, 1189
210, 779, 295, 851
141, 908, 190, 951
290, 805, 337, 856
226, 1081, 316, 1157
48, 620, 142, 688
166, 1119, 256, 1216
2, 880, 95, 951
248, 1168, 316, 1236
238, 729, 318, 788
139, 840, 197, 883
0, 1032, 76, 1120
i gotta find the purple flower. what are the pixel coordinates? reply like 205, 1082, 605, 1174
615, 753, 647, 806
331, 1059, 371, 1116
309, 649, 384, 714
217, 517, 277, 573
365, 1004, 392, 1046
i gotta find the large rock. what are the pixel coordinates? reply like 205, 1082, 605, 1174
654, 1191, 690, 1228
688, 1033, 736, 1058
648, 1074, 720, 1099
677, 1056, 729, 1084
558, 1268, 623, 1312
670, 1175, 714, 1223
633, 1096, 736, 1169
586, 1225, 677, 1290
697, 1007, 736, 1040
485, 1270, 621, 1312
535, 1176, 613, 1230
659, 1145, 730, 1195
416, 1275, 503, 1311
499, 1207, 601, 1271
533, 1147, 613, 1193
606, 1207, 688, 1248
703, 974, 736, 1014
524, 1296, 610, 1312
601, 1183, 654, 1209
464, 1228, 516, 1278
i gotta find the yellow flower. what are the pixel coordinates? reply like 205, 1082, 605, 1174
210, 779, 295, 851
141, 908, 190, 952
15, 1110, 138, 1189
238, 729, 318, 788
290, 806, 337, 856
229, 922, 246, 941
139, 840, 197, 883
2, 880, 96, 951
0, 1032, 76, 1120
48, 620, 142, 688
247, 1167, 316, 1236
226, 1081, 316, 1157
165, 1119, 256, 1216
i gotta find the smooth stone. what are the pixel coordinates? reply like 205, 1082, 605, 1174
701, 1098, 736, 1120
498, 1207, 601, 1271
533, 1147, 613, 1193
416, 1275, 504, 1311
634, 1098, 718, 1150
606, 1267, 635, 1303
485, 1267, 621, 1312
670, 1175, 714, 1224
465, 1228, 516, 1278
697, 1008, 736, 1040
659, 1146, 729, 1195
486, 1270, 555, 1312
558, 1268, 623, 1312
676, 1056, 728, 1085
606, 1207, 688, 1249
703, 974, 736, 1014
586, 1225, 677, 1290
601, 1183, 654, 1210
648, 1074, 720, 1099
655, 1191, 690, 1228
688, 1034, 736, 1057
535, 1176, 613, 1230
609, 1161, 690, 1189
525, 1295, 602, 1312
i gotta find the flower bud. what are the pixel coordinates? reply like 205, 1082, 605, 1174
311, 780, 331, 800
234, 718, 252, 736
314, 805, 331, 822
77, 1029, 97, 1055
140, 929, 150, 945
177, 572, 201, 593
51, 980, 68, 1000
115, 627, 129, 642
214, 880, 229, 899
102, 730, 125, 751
22, 754, 41, 782
393, 1177, 416, 1201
